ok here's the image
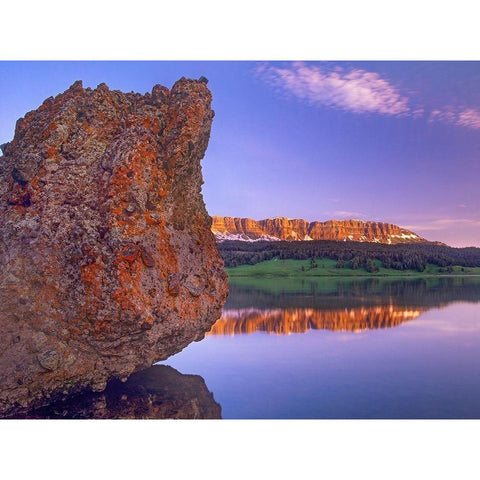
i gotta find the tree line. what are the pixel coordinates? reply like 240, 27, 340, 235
218, 240, 480, 272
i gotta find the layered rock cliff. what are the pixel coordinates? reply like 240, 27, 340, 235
0, 78, 228, 416
212, 216, 427, 244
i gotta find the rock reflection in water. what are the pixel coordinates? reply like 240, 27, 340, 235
14, 365, 221, 419
208, 305, 424, 335
164, 277, 480, 419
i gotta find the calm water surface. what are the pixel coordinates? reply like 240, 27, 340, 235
160, 276, 480, 419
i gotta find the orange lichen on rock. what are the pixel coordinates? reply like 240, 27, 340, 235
0, 78, 228, 417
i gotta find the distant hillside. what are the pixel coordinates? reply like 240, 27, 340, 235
211, 216, 435, 245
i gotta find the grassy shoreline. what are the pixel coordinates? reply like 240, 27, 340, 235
226, 258, 480, 278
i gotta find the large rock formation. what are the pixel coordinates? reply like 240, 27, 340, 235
0, 78, 228, 416
212, 216, 428, 244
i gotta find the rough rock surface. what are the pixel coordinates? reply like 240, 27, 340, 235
12, 365, 221, 419
0, 78, 228, 416
212, 216, 429, 244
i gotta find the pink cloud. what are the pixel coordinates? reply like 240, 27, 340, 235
332, 210, 367, 219
457, 108, 480, 129
403, 218, 480, 231
429, 106, 480, 129
257, 62, 480, 131
256, 62, 411, 117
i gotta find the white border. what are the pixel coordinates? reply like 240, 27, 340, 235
2, 420, 479, 479
1, 1, 479, 478
1, 0, 479, 60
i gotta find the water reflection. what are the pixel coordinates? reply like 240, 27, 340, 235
209, 306, 424, 335
162, 276, 480, 418
209, 276, 480, 336
15, 365, 221, 419
225, 276, 480, 309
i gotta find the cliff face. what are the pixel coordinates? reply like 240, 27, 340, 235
212, 216, 426, 244
0, 79, 228, 416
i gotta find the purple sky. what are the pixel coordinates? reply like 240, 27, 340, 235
1, 61, 479, 246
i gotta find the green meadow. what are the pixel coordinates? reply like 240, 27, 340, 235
226, 257, 480, 278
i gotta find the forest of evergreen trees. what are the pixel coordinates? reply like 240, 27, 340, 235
219, 240, 480, 272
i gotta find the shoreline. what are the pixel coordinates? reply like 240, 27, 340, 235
227, 273, 480, 279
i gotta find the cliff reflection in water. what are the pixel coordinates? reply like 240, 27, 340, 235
209, 276, 480, 336
209, 306, 423, 335
18, 365, 221, 419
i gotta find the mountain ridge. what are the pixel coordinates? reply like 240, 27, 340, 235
211, 215, 434, 245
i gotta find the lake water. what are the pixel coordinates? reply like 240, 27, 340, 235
159, 276, 480, 419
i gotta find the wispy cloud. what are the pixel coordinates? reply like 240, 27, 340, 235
256, 62, 480, 131
404, 218, 480, 232
429, 106, 480, 129
332, 210, 367, 219
256, 62, 411, 117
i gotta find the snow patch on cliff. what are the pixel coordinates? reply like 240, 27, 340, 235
390, 233, 419, 240
214, 232, 281, 242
